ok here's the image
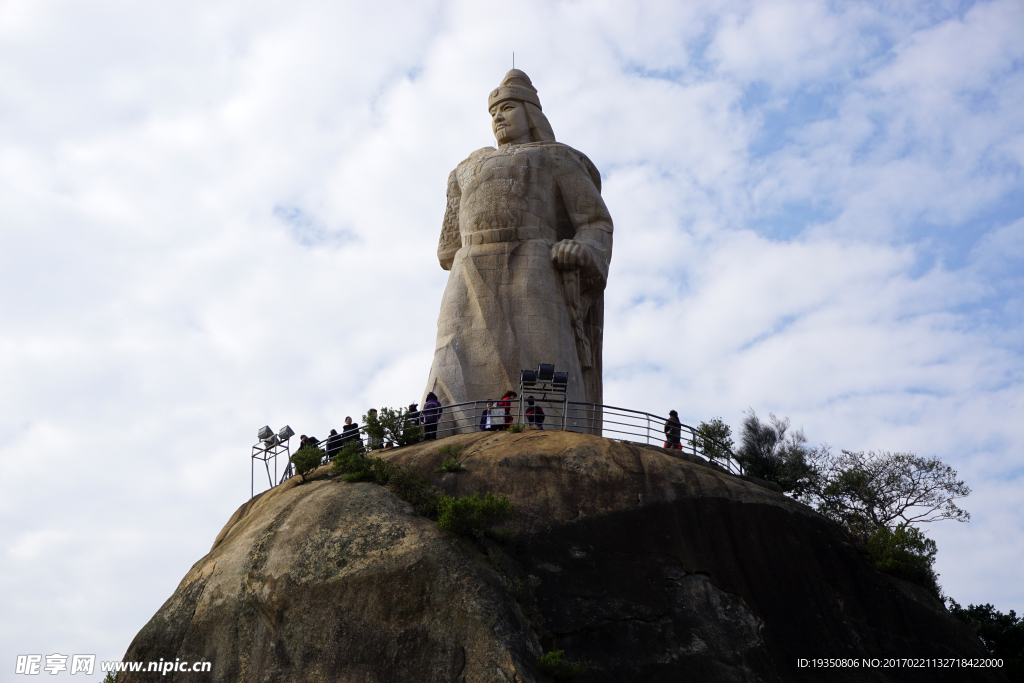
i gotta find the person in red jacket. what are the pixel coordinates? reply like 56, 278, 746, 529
497, 390, 517, 430
525, 396, 545, 429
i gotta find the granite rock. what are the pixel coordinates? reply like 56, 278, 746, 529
122, 431, 1004, 682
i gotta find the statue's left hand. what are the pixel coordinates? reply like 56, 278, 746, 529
551, 240, 591, 270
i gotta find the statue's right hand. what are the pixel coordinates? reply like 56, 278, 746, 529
551, 240, 591, 270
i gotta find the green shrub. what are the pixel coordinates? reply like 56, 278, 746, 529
536, 650, 589, 679
290, 445, 324, 479
434, 443, 465, 472
437, 492, 514, 537
864, 523, 941, 597
509, 423, 526, 434
440, 444, 463, 458
330, 441, 369, 478
435, 457, 466, 473
388, 465, 441, 517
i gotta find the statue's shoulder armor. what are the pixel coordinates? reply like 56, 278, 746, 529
524, 142, 602, 193
454, 147, 498, 174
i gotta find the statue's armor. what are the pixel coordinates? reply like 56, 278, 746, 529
424, 141, 613, 410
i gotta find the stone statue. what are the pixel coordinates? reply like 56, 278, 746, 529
423, 70, 613, 410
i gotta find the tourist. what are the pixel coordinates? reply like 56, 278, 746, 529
479, 401, 495, 431
525, 397, 545, 429
664, 410, 682, 450
422, 392, 442, 440
497, 390, 517, 430
325, 428, 343, 458
340, 416, 361, 448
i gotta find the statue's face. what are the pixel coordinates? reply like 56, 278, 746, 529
490, 99, 531, 144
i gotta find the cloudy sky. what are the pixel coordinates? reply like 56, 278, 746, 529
2, 0, 1022, 675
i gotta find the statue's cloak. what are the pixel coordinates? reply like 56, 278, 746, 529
423, 141, 613, 412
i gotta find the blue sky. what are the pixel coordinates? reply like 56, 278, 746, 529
1, 0, 1022, 676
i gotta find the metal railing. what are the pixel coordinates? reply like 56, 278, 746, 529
251, 400, 741, 497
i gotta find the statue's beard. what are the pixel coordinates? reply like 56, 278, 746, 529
495, 124, 528, 144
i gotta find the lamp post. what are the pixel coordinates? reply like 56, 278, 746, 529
519, 363, 569, 431
251, 425, 294, 498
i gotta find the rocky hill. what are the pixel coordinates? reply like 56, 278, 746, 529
121, 430, 1005, 682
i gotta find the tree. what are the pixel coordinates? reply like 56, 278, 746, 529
811, 449, 970, 533
947, 600, 1024, 681
736, 410, 819, 497
364, 407, 423, 448
864, 523, 940, 595
801, 448, 970, 598
693, 417, 735, 467
736, 409, 972, 597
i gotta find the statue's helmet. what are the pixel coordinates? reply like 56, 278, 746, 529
488, 70, 555, 142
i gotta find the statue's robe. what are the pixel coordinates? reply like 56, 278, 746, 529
423, 142, 613, 412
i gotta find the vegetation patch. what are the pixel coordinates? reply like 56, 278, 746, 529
330, 441, 437, 516
290, 445, 325, 480
508, 423, 526, 434
440, 444, 463, 458
437, 491, 514, 537
536, 650, 590, 680
434, 444, 466, 473
435, 457, 466, 473
330, 442, 511, 529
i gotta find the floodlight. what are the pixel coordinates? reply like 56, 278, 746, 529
262, 434, 279, 449
278, 425, 295, 440
520, 369, 537, 386
552, 371, 568, 388
537, 363, 555, 381
257, 425, 273, 441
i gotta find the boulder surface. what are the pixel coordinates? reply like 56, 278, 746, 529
122, 431, 1005, 682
